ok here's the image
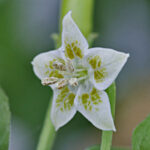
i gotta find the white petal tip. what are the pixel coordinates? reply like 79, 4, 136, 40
51, 120, 61, 131
67, 10, 72, 15
54, 126, 60, 131
111, 122, 116, 132
125, 53, 130, 59
50, 118, 60, 131
122, 53, 130, 65
31, 55, 38, 66
31, 60, 34, 65
113, 128, 116, 132
63, 11, 72, 22
112, 126, 116, 132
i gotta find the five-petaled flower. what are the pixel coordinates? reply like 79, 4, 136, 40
32, 11, 129, 131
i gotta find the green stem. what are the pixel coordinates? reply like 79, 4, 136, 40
36, 101, 55, 150
100, 83, 116, 150
60, 0, 94, 38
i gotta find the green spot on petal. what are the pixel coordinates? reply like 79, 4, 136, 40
64, 93, 75, 110
94, 68, 107, 83
90, 88, 102, 104
81, 93, 92, 111
73, 46, 83, 59
65, 41, 83, 59
65, 44, 75, 59
89, 55, 101, 69
56, 87, 75, 111
81, 93, 89, 104
49, 70, 64, 78
56, 87, 69, 104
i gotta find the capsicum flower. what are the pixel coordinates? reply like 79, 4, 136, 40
32, 11, 129, 131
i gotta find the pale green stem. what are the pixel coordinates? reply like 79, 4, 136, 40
60, 0, 94, 36
36, 101, 55, 150
100, 83, 116, 150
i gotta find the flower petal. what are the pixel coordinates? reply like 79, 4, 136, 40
62, 11, 88, 60
51, 86, 77, 130
32, 49, 66, 87
85, 48, 129, 90
75, 81, 116, 131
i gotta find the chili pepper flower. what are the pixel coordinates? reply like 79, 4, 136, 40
32, 11, 129, 131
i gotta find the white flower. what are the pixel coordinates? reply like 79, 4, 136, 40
32, 11, 129, 131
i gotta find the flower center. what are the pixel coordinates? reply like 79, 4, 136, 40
73, 68, 88, 80
42, 58, 88, 89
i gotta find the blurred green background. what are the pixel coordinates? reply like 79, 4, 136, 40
0, 0, 150, 150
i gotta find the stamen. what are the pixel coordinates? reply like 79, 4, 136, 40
77, 76, 87, 81
74, 69, 88, 79
75, 68, 85, 72
69, 78, 78, 87
58, 71, 72, 76
66, 58, 74, 72
42, 77, 58, 85
57, 79, 68, 89
53, 62, 66, 71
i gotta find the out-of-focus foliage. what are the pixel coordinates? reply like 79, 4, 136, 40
86, 145, 131, 150
0, 0, 150, 150
132, 115, 150, 150
0, 1, 58, 149
0, 0, 60, 128
0, 87, 10, 150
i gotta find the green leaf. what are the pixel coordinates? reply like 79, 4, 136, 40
86, 145, 131, 150
0, 87, 11, 150
132, 115, 150, 150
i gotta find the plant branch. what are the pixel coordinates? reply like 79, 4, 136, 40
36, 101, 56, 150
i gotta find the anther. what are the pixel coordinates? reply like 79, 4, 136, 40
66, 58, 74, 72
53, 62, 66, 71
42, 77, 58, 86
57, 79, 68, 89
69, 78, 78, 87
